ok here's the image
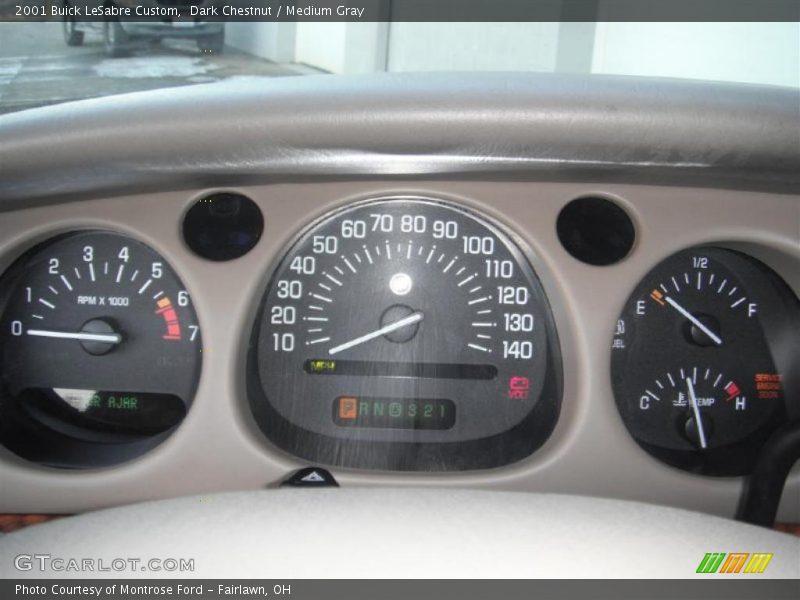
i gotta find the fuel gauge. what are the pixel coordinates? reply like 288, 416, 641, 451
611, 247, 799, 475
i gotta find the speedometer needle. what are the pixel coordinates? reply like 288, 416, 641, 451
664, 296, 722, 345
686, 377, 708, 450
328, 312, 424, 356
27, 329, 122, 344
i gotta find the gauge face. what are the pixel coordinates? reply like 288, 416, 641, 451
248, 198, 562, 471
0, 231, 202, 468
611, 247, 799, 475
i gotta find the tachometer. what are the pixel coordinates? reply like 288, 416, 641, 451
248, 197, 562, 471
0, 231, 202, 468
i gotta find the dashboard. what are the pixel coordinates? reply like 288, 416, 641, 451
0, 73, 798, 523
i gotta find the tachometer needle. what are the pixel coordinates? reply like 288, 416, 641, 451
328, 312, 424, 356
686, 377, 708, 450
27, 329, 122, 344
664, 296, 722, 345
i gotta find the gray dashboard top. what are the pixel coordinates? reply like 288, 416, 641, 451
0, 72, 799, 209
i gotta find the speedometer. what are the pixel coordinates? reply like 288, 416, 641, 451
248, 197, 562, 471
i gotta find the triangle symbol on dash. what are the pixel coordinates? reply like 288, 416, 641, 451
301, 471, 326, 483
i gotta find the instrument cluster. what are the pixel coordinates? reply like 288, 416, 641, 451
0, 190, 797, 481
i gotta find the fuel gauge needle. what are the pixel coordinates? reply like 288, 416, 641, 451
664, 296, 723, 346
27, 329, 122, 344
686, 377, 708, 450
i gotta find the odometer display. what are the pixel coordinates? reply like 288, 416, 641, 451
248, 197, 562, 471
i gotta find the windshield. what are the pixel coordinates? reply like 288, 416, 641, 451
0, 17, 797, 116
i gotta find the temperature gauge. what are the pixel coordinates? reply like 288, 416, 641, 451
611, 247, 799, 475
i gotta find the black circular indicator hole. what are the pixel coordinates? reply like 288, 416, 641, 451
556, 197, 635, 266
183, 193, 264, 261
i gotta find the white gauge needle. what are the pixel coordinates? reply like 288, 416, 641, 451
328, 312, 424, 356
664, 296, 722, 345
27, 329, 122, 344
686, 377, 708, 450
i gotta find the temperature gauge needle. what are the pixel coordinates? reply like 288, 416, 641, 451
664, 296, 723, 346
328, 311, 424, 356
686, 377, 708, 450
27, 329, 122, 345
